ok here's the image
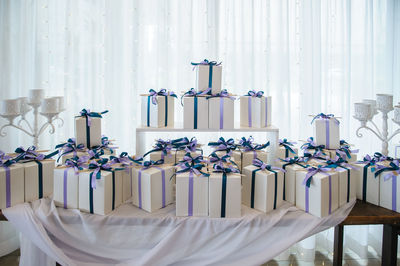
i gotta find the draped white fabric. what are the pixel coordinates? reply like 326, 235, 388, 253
1, 0, 400, 262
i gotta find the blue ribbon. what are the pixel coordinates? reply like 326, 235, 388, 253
212, 164, 239, 217
191, 60, 221, 95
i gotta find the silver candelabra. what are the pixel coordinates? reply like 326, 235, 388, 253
0, 89, 64, 148
353, 93, 400, 156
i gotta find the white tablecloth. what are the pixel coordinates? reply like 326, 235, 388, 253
3, 198, 355, 266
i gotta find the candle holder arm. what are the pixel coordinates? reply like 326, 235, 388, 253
53, 116, 64, 128
38, 121, 55, 137
369, 120, 383, 138
356, 124, 384, 141
0, 123, 34, 138
17, 117, 34, 133
387, 128, 400, 142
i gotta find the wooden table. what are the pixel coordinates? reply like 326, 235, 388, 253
333, 200, 400, 266
0, 210, 5, 221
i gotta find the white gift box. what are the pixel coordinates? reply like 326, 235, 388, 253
141, 95, 175, 128
242, 165, 284, 213
379, 173, 400, 212
132, 165, 174, 212
241, 151, 268, 171
0, 164, 24, 209
75, 117, 102, 148
327, 149, 357, 163
176, 172, 209, 216
313, 118, 340, 150
195, 64, 222, 95
53, 167, 79, 209
208, 97, 234, 129
240, 96, 263, 128
276, 146, 298, 160
183, 96, 209, 129
23, 160, 55, 202
275, 161, 307, 204
209, 172, 241, 218
149, 151, 175, 165
214, 150, 242, 170
79, 170, 122, 215
331, 167, 357, 207
352, 163, 379, 205
263, 96, 272, 127
121, 168, 133, 202
175, 150, 202, 164
296, 170, 339, 218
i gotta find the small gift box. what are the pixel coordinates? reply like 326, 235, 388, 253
78, 159, 122, 215
174, 137, 203, 162
182, 89, 209, 129
132, 160, 174, 213
141, 89, 177, 128
109, 153, 137, 202
275, 157, 308, 205
0, 153, 24, 209
353, 155, 380, 205
376, 160, 400, 212
324, 158, 357, 206
54, 138, 87, 165
333, 140, 359, 163
191, 59, 222, 95
75, 109, 107, 148
53, 157, 88, 209
143, 139, 175, 165
175, 154, 209, 216
238, 137, 269, 171
239, 91, 272, 128
242, 159, 284, 213
212, 151, 241, 170
296, 166, 339, 218
208, 90, 235, 129
277, 139, 298, 159
311, 113, 340, 150
209, 164, 241, 218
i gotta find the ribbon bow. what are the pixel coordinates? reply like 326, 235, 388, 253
375, 160, 400, 180
171, 137, 190, 149
302, 150, 329, 163
246, 90, 264, 98
14, 146, 46, 161
311, 113, 340, 125
279, 138, 297, 156
301, 137, 326, 152
65, 156, 89, 174
208, 137, 237, 152
206, 89, 236, 100
212, 163, 240, 174
148, 89, 178, 105
143, 139, 172, 158
79, 109, 108, 127
128, 156, 143, 165
208, 151, 238, 167
0, 151, 16, 167
340, 140, 349, 146
252, 158, 285, 172
87, 158, 114, 189
239, 136, 270, 152
302, 165, 331, 187
325, 156, 357, 170
92, 136, 118, 155
181, 88, 210, 105
279, 156, 306, 165
191, 59, 221, 67
110, 152, 132, 167
55, 138, 86, 162
87, 148, 104, 160
373, 152, 393, 162
140, 159, 164, 169
356, 154, 377, 172
176, 154, 209, 177
336, 145, 359, 161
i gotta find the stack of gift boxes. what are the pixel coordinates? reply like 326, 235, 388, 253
141, 59, 272, 129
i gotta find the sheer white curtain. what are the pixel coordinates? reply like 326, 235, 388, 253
0, 0, 400, 260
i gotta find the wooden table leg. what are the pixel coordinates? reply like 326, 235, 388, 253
333, 224, 344, 266
381, 224, 398, 266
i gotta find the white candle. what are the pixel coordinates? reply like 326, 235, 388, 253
1, 99, 21, 115
29, 89, 45, 104
354, 102, 370, 121
376, 94, 393, 112
18, 97, 31, 114
55, 96, 65, 111
41, 97, 59, 113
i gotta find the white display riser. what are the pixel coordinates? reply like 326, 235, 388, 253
135, 125, 279, 165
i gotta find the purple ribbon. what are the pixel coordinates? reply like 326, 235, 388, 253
248, 97, 252, 127
220, 97, 224, 129
138, 169, 143, 208
392, 177, 397, 211
138, 165, 166, 209
325, 119, 330, 149
4, 166, 10, 208
154, 167, 166, 208
303, 166, 332, 215
63, 169, 68, 209
188, 171, 194, 216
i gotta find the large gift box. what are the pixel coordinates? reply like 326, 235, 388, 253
79, 168, 122, 215
23, 159, 55, 202
352, 157, 379, 205
121, 167, 133, 202
53, 167, 80, 209
141, 90, 176, 128
328, 166, 357, 207
242, 163, 284, 213
209, 165, 241, 218
296, 167, 339, 218
376, 160, 400, 212
192, 60, 222, 95
208, 94, 235, 129
183, 95, 209, 129
175, 160, 209, 216
312, 113, 340, 150
0, 164, 24, 209
240, 92, 271, 128
275, 158, 307, 204
75, 109, 107, 148
132, 164, 174, 213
